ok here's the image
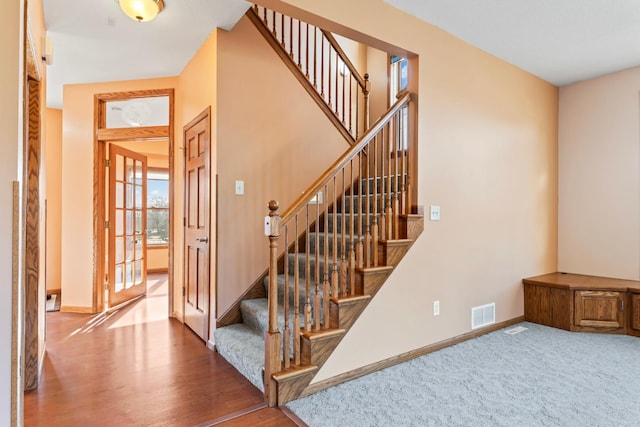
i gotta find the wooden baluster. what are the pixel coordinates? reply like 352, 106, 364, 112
331, 177, 339, 298
314, 193, 321, 331
304, 205, 312, 332
334, 52, 339, 115
297, 20, 301, 69
280, 13, 285, 46
293, 217, 300, 365
265, 201, 282, 406
341, 61, 346, 124
262, 6, 267, 24
289, 17, 293, 58
349, 160, 356, 296
322, 184, 330, 328
348, 75, 353, 134
357, 152, 364, 270
372, 135, 379, 267
364, 147, 371, 268
305, 23, 310, 78
379, 127, 386, 241
363, 73, 371, 136
271, 10, 276, 35
283, 225, 290, 368
386, 124, 393, 241
393, 113, 400, 238
320, 38, 325, 98
401, 106, 408, 216
339, 169, 347, 296
327, 41, 332, 109
313, 27, 317, 88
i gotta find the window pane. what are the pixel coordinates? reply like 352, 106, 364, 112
147, 171, 169, 245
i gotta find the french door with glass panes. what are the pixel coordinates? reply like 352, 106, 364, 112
108, 144, 147, 307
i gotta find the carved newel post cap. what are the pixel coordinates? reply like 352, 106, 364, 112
268, 200, 279, 214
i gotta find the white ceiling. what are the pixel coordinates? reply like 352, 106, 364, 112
43, 0, 640, 109
42, 0, 250, 108
385, 0, 640, 86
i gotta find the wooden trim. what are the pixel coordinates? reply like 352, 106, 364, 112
192, 402, 268, 427
97, 126, 169, 142
216, 268, 268, 328
60, 306, 95, 314
246, 8, 355, 145
300, 315, 525, 398
93, 88, 175, 316
279, 406, 308, 427
147, 268, 169, 274
11, 181, 20, 426
46, 288, 61, 296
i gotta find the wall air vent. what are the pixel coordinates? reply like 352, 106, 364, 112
471, 303, 495, 329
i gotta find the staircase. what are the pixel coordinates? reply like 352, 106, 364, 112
214, 6, 422, 406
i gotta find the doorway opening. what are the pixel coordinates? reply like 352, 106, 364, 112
93, 89, 175, 314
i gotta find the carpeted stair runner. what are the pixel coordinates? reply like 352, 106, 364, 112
214, 175, 400, 392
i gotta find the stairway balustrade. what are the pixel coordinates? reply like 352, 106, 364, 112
248, 5, 370, 142
264, 93, 413, 405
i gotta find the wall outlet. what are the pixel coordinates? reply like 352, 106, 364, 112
433, 300, 440, 316
235, 180, 244, 195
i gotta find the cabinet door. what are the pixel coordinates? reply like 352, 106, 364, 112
632, 293, 640, 332
574, 291, 624, 329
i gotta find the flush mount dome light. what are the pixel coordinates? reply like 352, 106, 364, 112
119, 0, 164, 22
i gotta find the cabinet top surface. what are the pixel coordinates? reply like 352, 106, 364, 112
523, 272, 640, 291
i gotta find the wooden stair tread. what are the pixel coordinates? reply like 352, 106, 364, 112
272, 364, 318, 381
301, 328, 346, 340
330, 294, 371, 304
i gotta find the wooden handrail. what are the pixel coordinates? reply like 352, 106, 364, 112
321, 30, 367, 91
248, 5, 371, 142
280, 92, 411, 224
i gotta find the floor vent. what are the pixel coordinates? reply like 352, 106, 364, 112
503, 325, 528, 335
471, 303, 495, 329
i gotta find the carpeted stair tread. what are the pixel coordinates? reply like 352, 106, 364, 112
213, 323, 264, 392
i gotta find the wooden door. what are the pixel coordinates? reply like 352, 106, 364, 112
109, 144, 148, 307
183, 109, 211, 341
574, 290, 625, 329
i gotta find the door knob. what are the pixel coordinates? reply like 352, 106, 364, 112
196, 237, 209, 244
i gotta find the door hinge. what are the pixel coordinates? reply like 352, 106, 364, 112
105, 159, 111, 167
182, 286, 186, 296
183, 217, 186, 227
104, 220, 110, 228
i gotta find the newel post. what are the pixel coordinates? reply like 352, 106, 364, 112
264, 200, 282, 406
363, 73, 371, 130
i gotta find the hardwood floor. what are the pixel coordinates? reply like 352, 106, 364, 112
24, 274, 299, 426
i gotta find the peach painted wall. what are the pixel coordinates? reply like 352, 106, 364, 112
45, 108, 62, 292
257, 0, 558, 382
558, 67, 640, 280
61, 77, 178, 310
0, 0, 23, 421
178, 29, 217, 331
215, 15, 349, 315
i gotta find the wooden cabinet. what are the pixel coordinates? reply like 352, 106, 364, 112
574, 290, 625, 331
523, 273, 640, 337
631, 293, 640, 336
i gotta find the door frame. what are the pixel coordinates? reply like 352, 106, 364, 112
93, 89, 175, 314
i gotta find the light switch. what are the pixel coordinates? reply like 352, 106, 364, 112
235, 180, 244, 195
430, 205, 440, 221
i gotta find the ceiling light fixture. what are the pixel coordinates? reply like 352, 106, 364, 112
119, 0, 164, 23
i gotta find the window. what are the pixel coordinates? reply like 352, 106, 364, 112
147, 170, 169, 246
389, 55, 408, 100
